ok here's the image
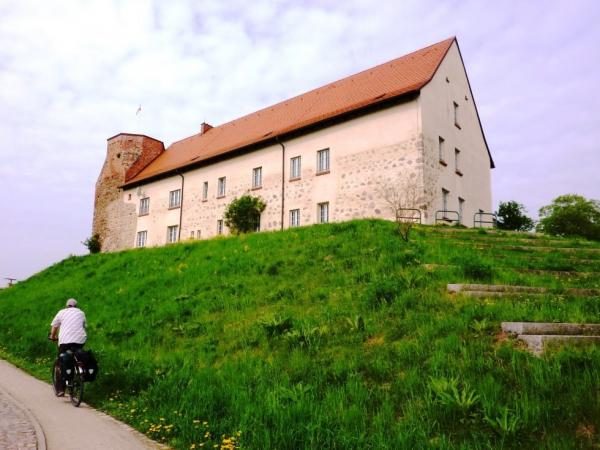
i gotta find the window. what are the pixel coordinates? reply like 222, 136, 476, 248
136, 230, 147, 248
252, 167, 262, 188
217, 220, 224, 235
217, 177, 226, 198
290, 209, 300, 227
455, 149, 462, 175
442, 189, 449, 213
197, 229, 201, 238
139, 197, 150, 216
317, 148, 330, 174
318, 202, 329, 223
290, 156, 301, 179
438, 137, 446, 164
254, 214, 261, 232
458, 197, 465, 224
190, 230, 195, 239
453, 101, 460, 128
169, 189, 181, 209
167, 225, 179, 243
202, 182, 208, 201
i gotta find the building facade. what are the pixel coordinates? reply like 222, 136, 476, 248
93, 37, 494, 252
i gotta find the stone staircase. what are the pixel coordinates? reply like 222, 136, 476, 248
447, 283, 600, 298
501, 322, 600, 355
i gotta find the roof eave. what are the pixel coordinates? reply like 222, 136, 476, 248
121, 91, 421, 189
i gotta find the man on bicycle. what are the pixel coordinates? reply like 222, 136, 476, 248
49, 298, 87, 394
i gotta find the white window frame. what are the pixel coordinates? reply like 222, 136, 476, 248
290, 156, 301, 179
217, 177, 226, 198
169, 189, 181, 209
455, 148, 461, 173
318, 202, 329, 224
290, 209, 300, 227
438, 137, 445, 163
442, 188, 449, 213
217, 219, 224, 235
254, 214, 261, 232
139, 197, 150, 216
453, 101, 460, 128
252, 167, 262, 188
317, 148, 330, 173
167, 225, 179, 243
136, 230, 147, 248
202, 181, 208, 200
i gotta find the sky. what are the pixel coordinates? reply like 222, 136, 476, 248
1, 0, 599, 286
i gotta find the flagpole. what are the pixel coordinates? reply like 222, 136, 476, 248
136, 104, 142, 133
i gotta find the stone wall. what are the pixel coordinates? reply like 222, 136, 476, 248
92, 134, 164, 252
120, 99, 425, 250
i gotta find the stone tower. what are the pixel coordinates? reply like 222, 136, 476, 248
93, 133, 164, 252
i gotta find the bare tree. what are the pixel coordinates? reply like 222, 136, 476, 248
378, 176, 423, 241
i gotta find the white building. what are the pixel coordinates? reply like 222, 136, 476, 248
93, 37, 494, 252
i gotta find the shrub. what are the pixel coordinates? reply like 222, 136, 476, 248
537, 194, 600, 240
82, 233, 101, 254
495, 201, 534, 231
224, 195, 266, 234
461, 259, 493, 281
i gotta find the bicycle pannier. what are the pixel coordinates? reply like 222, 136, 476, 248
75, 349, 99, 382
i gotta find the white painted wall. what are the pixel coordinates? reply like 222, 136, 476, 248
419, 41, 493, 226
123, 98, 423, 248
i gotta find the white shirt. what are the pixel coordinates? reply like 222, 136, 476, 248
51, 307, 87, 345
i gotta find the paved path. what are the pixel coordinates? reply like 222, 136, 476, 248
0, 360, 167, 450
0, 386, 39, 450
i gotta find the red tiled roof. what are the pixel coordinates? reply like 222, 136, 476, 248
125, 37, 456, 186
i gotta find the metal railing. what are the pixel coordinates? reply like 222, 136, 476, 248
435, 210, 460, 225
473, 212, 497, 228
395, 208, 422, 224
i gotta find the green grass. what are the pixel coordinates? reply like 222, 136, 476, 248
1, 220, 600, 449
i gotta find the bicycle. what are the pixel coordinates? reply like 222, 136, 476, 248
48, 336, 85, 407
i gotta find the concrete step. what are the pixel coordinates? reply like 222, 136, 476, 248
517, 334, 600, 355
429, 233, 599, 247
424, 263, 600, 278
502, 322, 600, 336
454, 241, 600, 255
447, 283, 600, 297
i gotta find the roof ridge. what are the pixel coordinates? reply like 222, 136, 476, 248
124, 37, 457, 186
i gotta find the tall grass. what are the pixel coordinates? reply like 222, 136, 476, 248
1, 220, 599, 449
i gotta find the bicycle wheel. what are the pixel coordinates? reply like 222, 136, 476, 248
69, 371, 84, 407
51, 360, 64, 397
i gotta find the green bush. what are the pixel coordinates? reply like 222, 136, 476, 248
224, 195, 266, 234
537, 194, 600, 240
460, 258, 494, 281
495, 200, 534, 231
82, 233, 101, 253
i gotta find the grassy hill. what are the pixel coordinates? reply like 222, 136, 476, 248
1, 220, 599, 449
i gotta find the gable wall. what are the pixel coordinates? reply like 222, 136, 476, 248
419, 41, 493, 225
